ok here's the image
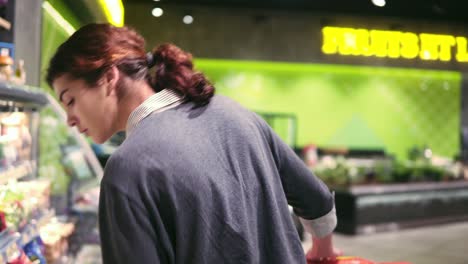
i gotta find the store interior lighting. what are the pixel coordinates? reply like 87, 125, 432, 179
371, 0, 386, 7
183, 15, 194, 24
42, 1, 76, 36
152, 7, 164, 17
98, 0, 124, 27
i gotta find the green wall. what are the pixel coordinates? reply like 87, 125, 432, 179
196, 59, 461, 160
41, 0, 81, 90
39, 1, 82, 194
38, 2, 461, 162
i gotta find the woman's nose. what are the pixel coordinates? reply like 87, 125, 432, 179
67, 115, 77, 127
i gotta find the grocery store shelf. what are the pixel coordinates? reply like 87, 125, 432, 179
0, 161, 34, 185
0, 208, 54, 262
0, 82, 48, 107
0, 232, 20, 263
18, 209, 55, 247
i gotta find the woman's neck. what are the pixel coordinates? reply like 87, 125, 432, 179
116, 79, 156, 131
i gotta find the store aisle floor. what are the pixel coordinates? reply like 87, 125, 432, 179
302, 221, 468, 264
73, 221, 468, 263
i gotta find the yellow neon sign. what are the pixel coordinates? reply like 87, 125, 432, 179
322, 26, 468, 62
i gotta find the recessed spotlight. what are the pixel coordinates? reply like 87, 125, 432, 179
371, 0, 386, 7
152, 7, 163, 17
183, 15, 193, 24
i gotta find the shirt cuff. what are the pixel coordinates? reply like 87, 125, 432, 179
299, 205, 337, 238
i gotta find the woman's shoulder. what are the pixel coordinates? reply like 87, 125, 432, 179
210, 94, 241, 108
102, 143, 168, 192
103, 147, 138, 181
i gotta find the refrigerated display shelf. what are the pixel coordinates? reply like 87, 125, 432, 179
0, 233, 19, 263
0, 83, 48, 107
0, 161, 34, 185
0, 208, 54, 262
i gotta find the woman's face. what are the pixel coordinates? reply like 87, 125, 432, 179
53, 74, 119, 144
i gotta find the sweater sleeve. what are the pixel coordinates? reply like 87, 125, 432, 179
261, 118, 337, 238
99, 182, 162, 264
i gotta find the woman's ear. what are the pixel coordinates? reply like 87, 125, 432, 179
104, 66, 120, 96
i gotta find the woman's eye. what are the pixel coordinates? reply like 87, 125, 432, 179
67, 99, 74, 106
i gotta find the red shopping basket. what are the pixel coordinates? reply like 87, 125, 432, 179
308, 256, 410, 264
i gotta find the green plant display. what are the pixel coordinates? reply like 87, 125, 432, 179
311, 151, 461, 188
38, 107, 71, 194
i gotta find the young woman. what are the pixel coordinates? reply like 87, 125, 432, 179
47, 23, 339, 264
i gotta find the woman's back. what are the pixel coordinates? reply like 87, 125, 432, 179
100, 95, 306, 264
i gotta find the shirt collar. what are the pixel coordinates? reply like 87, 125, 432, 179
126, 89, 184, 135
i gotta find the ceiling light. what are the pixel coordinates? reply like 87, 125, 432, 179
152, 7, 163, 17
42, 1, 76, 36
183, 15, 193, 24
371, 0, 386, 7
98, 0, 124, 27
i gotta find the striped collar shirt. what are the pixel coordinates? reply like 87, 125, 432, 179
126, 89, 184, 136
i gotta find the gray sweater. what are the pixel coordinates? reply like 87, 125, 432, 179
99, 95, 334, 264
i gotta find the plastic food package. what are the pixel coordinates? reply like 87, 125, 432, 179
23, 237, 46, 264
40, 221, 75, 263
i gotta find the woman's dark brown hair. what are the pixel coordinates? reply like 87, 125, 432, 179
46, 23, 214, 106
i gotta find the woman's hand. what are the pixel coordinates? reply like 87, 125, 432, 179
305, 233, 342, 263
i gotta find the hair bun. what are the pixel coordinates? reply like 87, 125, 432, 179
153, 44, 193, 70
149, 43, 215, 106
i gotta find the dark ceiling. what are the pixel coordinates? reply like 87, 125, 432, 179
123, 0, 468, 24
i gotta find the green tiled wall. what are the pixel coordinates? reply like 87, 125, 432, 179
196, 59, 461, 160
41, 0, 81, 90
40, 1, 83, 194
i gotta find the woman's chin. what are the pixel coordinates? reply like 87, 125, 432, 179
91, 134, 108, 144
